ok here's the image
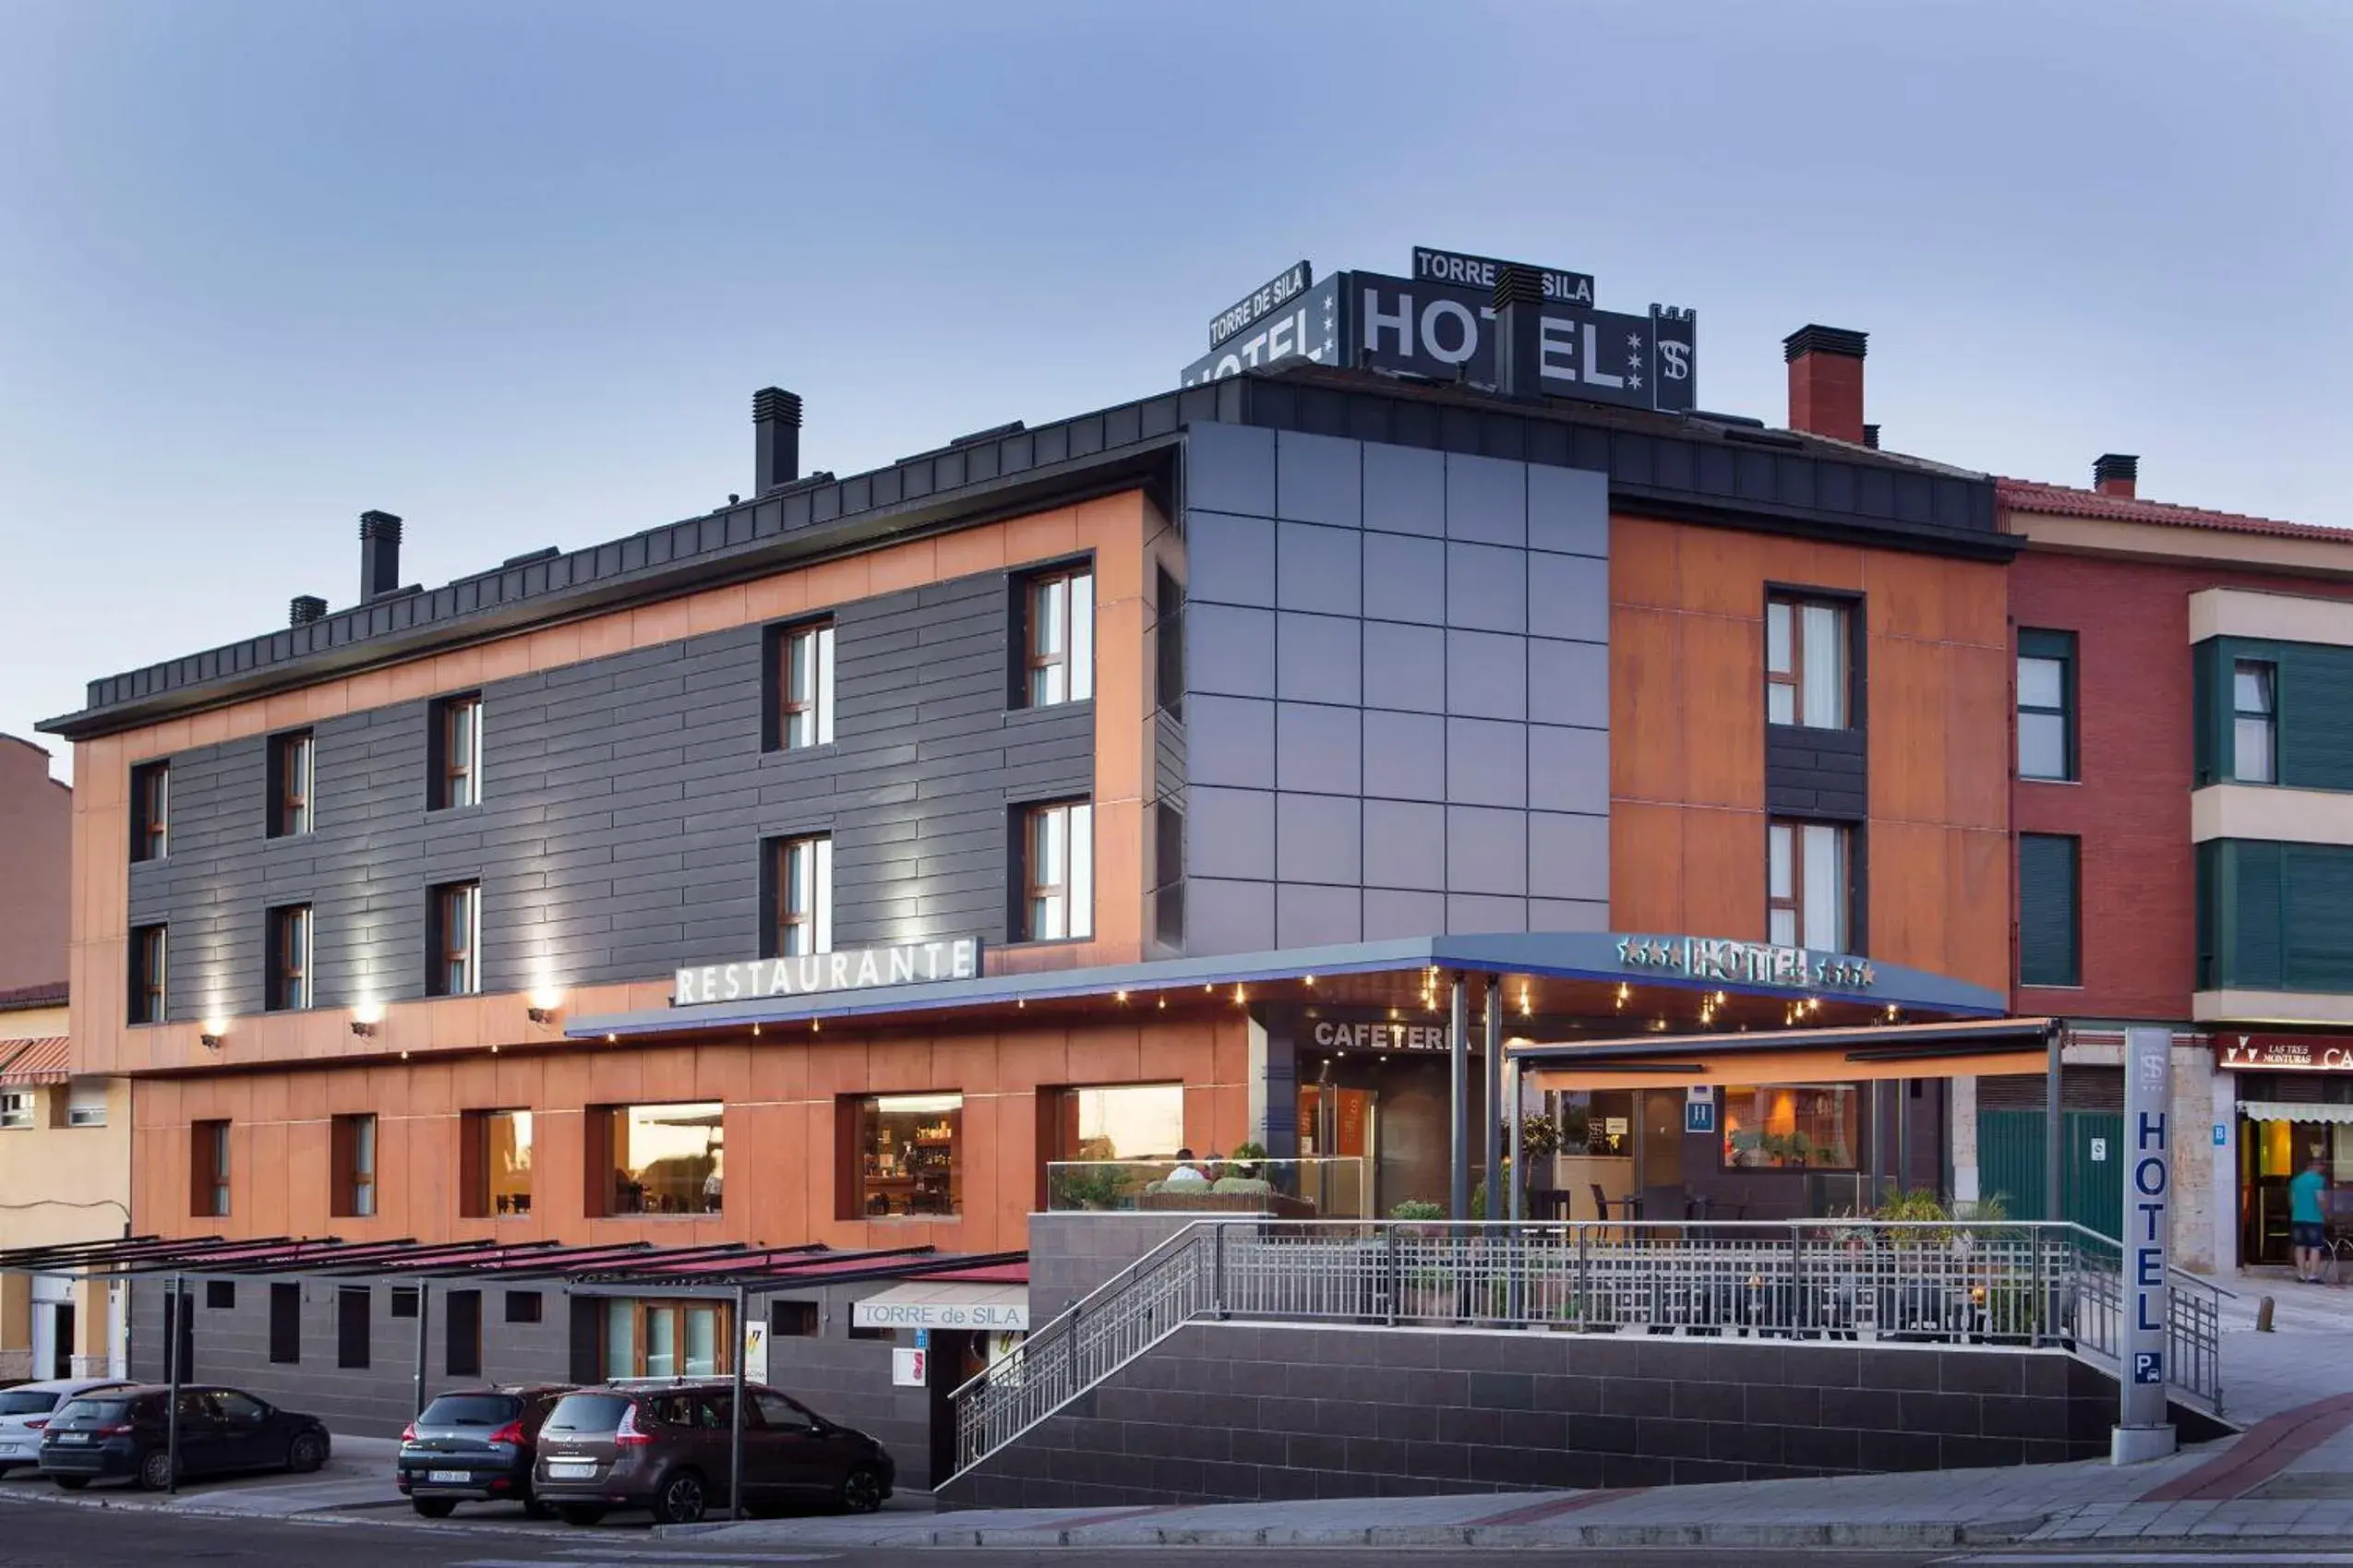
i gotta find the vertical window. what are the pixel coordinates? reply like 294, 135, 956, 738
130, 760, 170, 862
1764, 596, 1849, 729
2234, 659, 2277, 784
426, 881, 481, 996
772, 621, 836, 750
598, 1103, 725, 1215
192, 1119, 230, 1217
1155, 565, 1184, 720
266, 904, 313, 1011
1022, 799, 1093, 941
269, 730, 315, 837
429, 694, 483, 809
332, 1113, 377, 1218
2019, 832, 2083, 987
765, 834, 833, 957
129, 924, 168, 1025
446, 1290, 483, 1378
128, 924, 168, 1024
269, 1283, 301, 1365
2017, 629, 2077, 782
462, 1108, 534, 1218
336, 1287, 370, 1370
1768, 820, 1852, 952
1023, 567, 1095, 707
846, 1093, 965, 1218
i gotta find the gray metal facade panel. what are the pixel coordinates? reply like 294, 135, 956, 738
1178, 425, 1610, 956
122, 567, 1091, 1019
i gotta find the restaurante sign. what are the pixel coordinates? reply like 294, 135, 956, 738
673, 939, 981, 1006
1614, 935, 1877, 991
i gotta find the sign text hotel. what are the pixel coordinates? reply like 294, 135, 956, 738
674, 939, 981, 1007
1615, 935, 1876, 991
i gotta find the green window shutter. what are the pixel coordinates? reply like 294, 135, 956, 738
2277, 644, 2353, 791
2019, 833, 2081, 987
2196, 840, 2218, 989
2191, 640, 2220, 786
2232, 840, 2285, 989
2285, 843, 2353, 990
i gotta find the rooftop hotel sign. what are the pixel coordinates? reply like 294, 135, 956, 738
673, 939, 981, 1007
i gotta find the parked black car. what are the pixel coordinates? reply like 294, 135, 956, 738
532, 1382, 894, 1526
395, 1383, 573, 1518
39, 1385, 330, 1491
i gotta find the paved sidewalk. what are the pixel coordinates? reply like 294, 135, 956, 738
0, 1434, 404, 1517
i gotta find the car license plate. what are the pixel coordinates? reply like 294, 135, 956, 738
56, 1432, 90, 1444
427, 1469, 470, 1484
547, 1460, 595, 1478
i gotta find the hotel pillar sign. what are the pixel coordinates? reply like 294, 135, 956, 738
2116, 1023, 2176, 1462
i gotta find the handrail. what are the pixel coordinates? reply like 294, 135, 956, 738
951, 1217, 2227, 1480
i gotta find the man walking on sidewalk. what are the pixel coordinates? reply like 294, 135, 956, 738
2290, 1155, 2329, 1284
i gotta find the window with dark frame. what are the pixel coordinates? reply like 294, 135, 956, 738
206, 1280, 235, 1310
1764, 596, 1850, 730
269, 730, 314, 837
504, 1290, 543, 1324
129, 924, 167, 1025
1021, 566, 1095, 708
1020, 799, 1093, 941
771, 621, 835, 751
332, 1113, 377, 1218
266, 904, 312, 1011
2234, 659, 2277, 784
130, 760, 170, 862
426, 880, 481, 997
2019, 832, 2083, 988
2017, 629, 2077, 782
1155, 566, 1183, 720
192, 1119, 230, 1217
1767, 819, 1853, 952
772, 1300, 820, 1337
336, 1287, 371, 1369
461, 1108, 533, 1218
389, 1287, 419, 1319
429, 694, 483, 809
446, 1289, 483, 1378
766, 834, 832, 958
269, 1282, 301, 1364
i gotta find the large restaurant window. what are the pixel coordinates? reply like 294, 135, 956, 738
2019, 832, 2083, 987
1767, 820, 1851, 952
764, 833, 833, 957
597, 1103, 724, 1216
1021, 565, 1095, 707
426, 880, 481, 996
130, 760, 170, 862
461, 1108, 534, 1218
268, 729, 314, 837
1765, 596, 1848, 730
428, 693, 483, 809
768, 620, 836, 751
2017, 629, 2078, 782
331, 1113, 378, 1218
266, 904, 313, 1011
192, 1119, 230, 1217
846, 1093, 963, 1218
1020, 799, 1093, 941
1721, 1084, 1859, 1170
1050, 1083, 1184, 1162
129, 924, 167, 1024
604, 1299, 729, 1380
2234, 659, 2278, 784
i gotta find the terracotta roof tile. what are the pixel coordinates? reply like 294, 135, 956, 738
1999, 477, 2351, 544
0, 983, 66, 1012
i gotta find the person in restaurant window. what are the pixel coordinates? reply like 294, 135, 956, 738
1165, 1147, 1209, 1188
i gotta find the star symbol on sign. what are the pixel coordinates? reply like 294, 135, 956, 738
1650, 940, 1675, 964
1627, 332, 1644, 352
1628, 372, 1643, 389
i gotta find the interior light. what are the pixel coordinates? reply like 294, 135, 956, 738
1303, 975, 1315, 987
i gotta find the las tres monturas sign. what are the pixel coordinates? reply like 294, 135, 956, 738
673, 939, 981, 1006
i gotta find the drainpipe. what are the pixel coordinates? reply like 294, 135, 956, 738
1483, 976, 1505, 1222
1448, 976, 1470, 1222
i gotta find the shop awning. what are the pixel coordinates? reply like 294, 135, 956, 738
2240, 1101, 2353, 1125
0, 1037, 70, 1085
851, 1280, 1029, 1332
1513, 1016, 2059, 1091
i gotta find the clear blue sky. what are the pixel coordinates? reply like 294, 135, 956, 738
3, 1, 2347, 773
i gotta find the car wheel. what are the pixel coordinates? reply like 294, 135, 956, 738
555, 1503, 607, 1526
411, 1498, 457, 1519
53, 1477, 90, 1491
286, 1431, 327, 1474
137, 1448, 177, 1491
653, 1468, 707, 1525
836, 1464, 885, 1515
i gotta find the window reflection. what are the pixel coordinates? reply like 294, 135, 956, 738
606, 1103, 724, 1215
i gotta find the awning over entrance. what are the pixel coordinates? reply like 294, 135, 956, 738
0, 1037, 70, 1085
1513, 1016, 2059, 1091
2240, 1100, 2353, 1124
851, 1280, 1029, 1333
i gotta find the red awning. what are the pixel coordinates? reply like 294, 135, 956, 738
0, 1037, 69, 1085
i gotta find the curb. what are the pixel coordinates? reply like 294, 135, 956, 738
661, 1514, 2054, 1550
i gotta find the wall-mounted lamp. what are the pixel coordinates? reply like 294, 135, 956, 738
527, 1007, 557, 1025
199, 1034, 224, 1050
349, 1022, 377, 1038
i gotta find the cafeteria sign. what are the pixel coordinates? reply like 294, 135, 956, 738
673, 939, 981, 1006
1615, 935, 1876, 992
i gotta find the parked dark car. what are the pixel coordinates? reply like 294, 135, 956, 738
39, 1385, 330, 1491
532, 1382, 894, 1526
395, 1383, 573, 1518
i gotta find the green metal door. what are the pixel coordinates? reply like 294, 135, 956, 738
1975, 1108, 2126, 1238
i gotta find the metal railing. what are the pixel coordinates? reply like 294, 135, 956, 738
1044, 1156, 1373, 1218
954, 1217, 2225, 1477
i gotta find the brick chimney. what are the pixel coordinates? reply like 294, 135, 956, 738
1783, 325, 1868, 445
2095, 453, 2139, 499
